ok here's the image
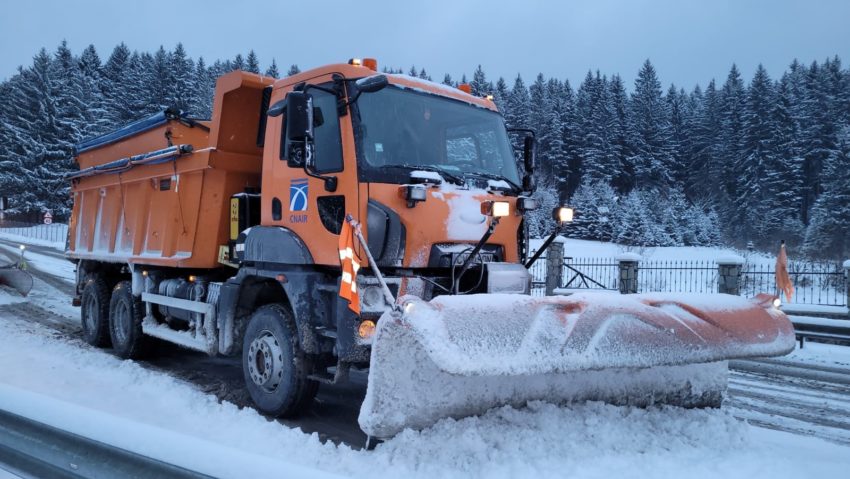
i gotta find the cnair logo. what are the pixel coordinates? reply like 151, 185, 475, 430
290, 178, 309, 211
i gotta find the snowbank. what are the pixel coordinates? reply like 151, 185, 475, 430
1, 293, 849, 478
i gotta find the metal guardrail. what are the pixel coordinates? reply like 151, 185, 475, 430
0, 408, 212, 479
791, 319, 850, 349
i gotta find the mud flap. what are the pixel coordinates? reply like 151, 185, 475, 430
0, 267, 33, 296
359, 292, 795, 438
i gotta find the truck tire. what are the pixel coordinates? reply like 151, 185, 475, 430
108, 281, 146, 359
242, 304, 318, 417
80, 278, 111, 347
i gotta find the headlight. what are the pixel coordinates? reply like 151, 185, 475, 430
773, 298, 781, 308
399, 184, 427, 207
553, 206, 574, 223
517, 196, 538, 212
358, 320, 376, 340
481, 200, 510, 217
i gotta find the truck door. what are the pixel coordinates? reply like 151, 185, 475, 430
262, 76, 362, 266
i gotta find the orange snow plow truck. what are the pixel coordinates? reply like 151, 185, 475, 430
67, 59, 795, 440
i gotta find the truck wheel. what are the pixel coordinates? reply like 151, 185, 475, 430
108, 281, 146, 359
243, 304, 318, 418
80, 278, 111, 347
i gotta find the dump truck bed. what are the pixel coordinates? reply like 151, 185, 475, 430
67, 71, 273, 269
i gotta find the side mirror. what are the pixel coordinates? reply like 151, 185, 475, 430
522, 174, 536, 193
355, 74, 389, 93
523, 135, 536, 172
267, 99, 286, 117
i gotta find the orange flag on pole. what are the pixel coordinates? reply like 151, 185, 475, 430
775, 241, 794, 303
338, 217, 361, 314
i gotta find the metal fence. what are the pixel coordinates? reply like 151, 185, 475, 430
638, 260, 718, 294
530, 253, 847, 307
562, 258, 619, 291
741, 260, 846, 306
0, 221, 69, 244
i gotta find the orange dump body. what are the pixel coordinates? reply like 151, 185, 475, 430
68, 71, 273, 269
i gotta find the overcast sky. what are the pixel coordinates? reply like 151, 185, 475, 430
2, 0, 849, 91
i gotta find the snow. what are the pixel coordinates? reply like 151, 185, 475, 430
443, 186, 489, 241
486, 179, 511, 191
716, 254, 746, 264
781, 339, 850, 369
790, 315, 850, 329
615, 252, 642, 261
1, 290, 849, 478
0, 384, 342, 479
781, 303, 848, 316
844, 260, 850, 269
410, 170, 443, 183
0, 290, 24, 305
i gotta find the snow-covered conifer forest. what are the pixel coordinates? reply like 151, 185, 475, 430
1, 42, 848, 258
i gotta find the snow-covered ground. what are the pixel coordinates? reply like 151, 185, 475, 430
2, 284, 850, 478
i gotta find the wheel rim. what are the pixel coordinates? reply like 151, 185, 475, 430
83, 294, 98, 333
247, 330, 285, 392
113, 301, 131, 345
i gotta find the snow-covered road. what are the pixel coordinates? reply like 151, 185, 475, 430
1, 241, 849, 477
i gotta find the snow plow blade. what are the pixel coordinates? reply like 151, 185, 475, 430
359, 292, 795, 438
0, 266, 33, 296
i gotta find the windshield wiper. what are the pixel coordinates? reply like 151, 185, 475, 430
462, 171, 520, 191
384, 164, 465, 186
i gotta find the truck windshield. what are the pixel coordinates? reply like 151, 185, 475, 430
353, 86, 521, 187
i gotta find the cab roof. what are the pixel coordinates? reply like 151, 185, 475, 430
273, 63, 499, 113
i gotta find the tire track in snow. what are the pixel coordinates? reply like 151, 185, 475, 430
728, 360, 850, 446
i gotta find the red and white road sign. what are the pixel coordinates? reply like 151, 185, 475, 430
43, 211, 53, 225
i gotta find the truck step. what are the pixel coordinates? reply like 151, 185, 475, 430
141, 318, 210, 354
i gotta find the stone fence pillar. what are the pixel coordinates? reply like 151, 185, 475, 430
717, 255, 745, 295
844, 260, 850, 311
616, 253, 641, 294
545, 240, 565, 296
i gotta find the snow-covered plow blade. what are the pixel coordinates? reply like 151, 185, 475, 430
359, 292, 795, 438
0, 264, 33, 296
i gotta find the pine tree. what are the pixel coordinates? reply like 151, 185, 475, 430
608, 74, 632, 193
628, 60, 673, 192
666, 84, 690, 187
470, 65, 488, 96
735, 64, 775, 243
245, 50, 260, 74
167, 43, 196, 113
287, 64, 300, 76
264, 59, 279, 78
493, 77, 510, 116
718, 64, 746, 229
442, 73, 453, 86
232, 54, 245, 71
